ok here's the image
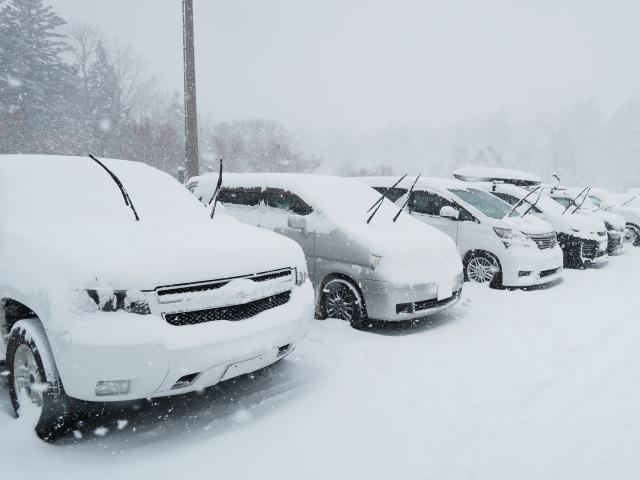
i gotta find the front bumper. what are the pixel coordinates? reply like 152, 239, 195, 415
360, 273, 463, 321
499, 245, 564, 287
47, 283, 314, 402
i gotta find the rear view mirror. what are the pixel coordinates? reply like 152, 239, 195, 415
439, 206, 460, 220
287, 216, 307, 231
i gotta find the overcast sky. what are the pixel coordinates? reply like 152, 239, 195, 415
51, 0, 640, 132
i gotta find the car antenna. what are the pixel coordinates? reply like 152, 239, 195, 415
366, 174, 407, 224
88, 154, 140, 221
520, 187, 544, 218
562, 186, 589, 215
507, 185, 540, 217
570, 187, 591, 214
393, 173, 421, 222
207, 158, 223, 219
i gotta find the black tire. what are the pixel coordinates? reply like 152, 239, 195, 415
464, 252, 503, 289
625, 223, 640, 247
6, 320, 72, 442
320, 277, 367, 329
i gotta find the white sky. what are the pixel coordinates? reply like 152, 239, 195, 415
51, 0, 640, 132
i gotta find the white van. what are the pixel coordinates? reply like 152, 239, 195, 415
587, 188, 640, 247
361, 177, 563, 288
0, 155, 314, 440
188, 173, 464, 327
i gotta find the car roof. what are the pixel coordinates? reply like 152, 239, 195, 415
453, 166, 542, 186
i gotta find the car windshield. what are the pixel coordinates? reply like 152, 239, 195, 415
448, 188, 515, 219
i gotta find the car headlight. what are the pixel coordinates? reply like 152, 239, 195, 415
369, 253, 383, 270
85, 289, 151, 315
493, 227, 535, 248
295, 268, 308, 286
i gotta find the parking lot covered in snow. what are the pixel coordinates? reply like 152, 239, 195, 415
1, 249, 639, 479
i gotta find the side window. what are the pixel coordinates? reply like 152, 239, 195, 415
372, 187, 408, 202
410, 191, 454, 216
265, 188, 313, 216
218, 187, 263, 206
187, 182, 198, 193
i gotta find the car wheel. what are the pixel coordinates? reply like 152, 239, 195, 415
625, 224, 640, 246
465, 252, 502, 288
321, 278, 366, 329
7, 320, 72, 442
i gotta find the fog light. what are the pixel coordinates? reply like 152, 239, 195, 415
95, 380, 131, 396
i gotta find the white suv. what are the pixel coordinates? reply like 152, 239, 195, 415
0, 155, 313, 440
362, 177, 563, 288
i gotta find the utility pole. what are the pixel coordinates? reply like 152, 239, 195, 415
182, 0, 199, 178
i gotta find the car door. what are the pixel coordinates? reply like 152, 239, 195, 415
264, 188, 316, 279
408, 189, 459, 243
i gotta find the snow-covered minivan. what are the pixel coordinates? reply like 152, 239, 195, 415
0, 155, 314, 440
476, 183, 608, 268
587, 188, 640, 247
188, 173, 464, 327
362, 177, 563, 288
547, 187, 626, 254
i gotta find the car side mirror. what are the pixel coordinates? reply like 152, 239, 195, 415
287, 216, 307, 231
439, 206, 460, 220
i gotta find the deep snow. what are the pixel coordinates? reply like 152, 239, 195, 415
1, 249, 640, 479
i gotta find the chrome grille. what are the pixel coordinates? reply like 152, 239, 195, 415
155, 268, 293, 299
530, 233, 557, 250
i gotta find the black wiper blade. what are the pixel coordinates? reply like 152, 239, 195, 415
571, 187, 591, 214
88, 154, 139, 221
366, 174, 407, 224
393, 173, 421, 222
507, 186, 540, 218
521, 187, 543, 218
562, 186, 589, 215
621, 194, 638, 208
207, 158, 223, 219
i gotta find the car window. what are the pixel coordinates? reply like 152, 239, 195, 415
265, 188, 313, 216
553, 197, 572, 208
218, 187, 263, 206
372, 187, 408, 202
409, 190, 474, 221
448, 188, 513, 220
187, 182, 198, 193
589, 195, 602, 207
493, 192, 542, 214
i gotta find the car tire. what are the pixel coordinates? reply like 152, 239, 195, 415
320, 277, 367, 329
464, 252, 503, 288
6, 320, 73, 442
625, 223, 640, 247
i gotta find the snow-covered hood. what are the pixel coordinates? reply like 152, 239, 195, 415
498, 215, 554, 235
4, 215, 306, 292
549, 212, 606, 239
590, 210, 626, 231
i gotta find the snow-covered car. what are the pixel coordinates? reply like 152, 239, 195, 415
547, 188, 626, 254
587, 188, 640, 247
0, 155, 314, 441
188, 173, 464, 327
453, 166, 542, 187
361, 176, 563, 288
476, 183, 608, 268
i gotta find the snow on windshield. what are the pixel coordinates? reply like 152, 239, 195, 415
448, 188, 515, 219
0, 155, 207, 225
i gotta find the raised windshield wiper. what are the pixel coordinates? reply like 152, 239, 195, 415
507, 186, 540, 218
562, 186, 589, 215
393, 173, 421, 222
621, 194, 638, 208
88, 154, 139, 221
366, 174, 407, 224
207, 158, 223, 218
521, 187, 544, 218
571, 187, 591, 214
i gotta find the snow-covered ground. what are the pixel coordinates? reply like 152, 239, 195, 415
2, 249, 639, 479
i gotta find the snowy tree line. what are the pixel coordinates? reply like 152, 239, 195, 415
0, 0, 320, 176
307, 100, 640, 190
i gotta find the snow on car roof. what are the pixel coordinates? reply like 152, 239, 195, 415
453, 166, 542, 186
190, 172, 460, 266
358, 175, 476, 192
